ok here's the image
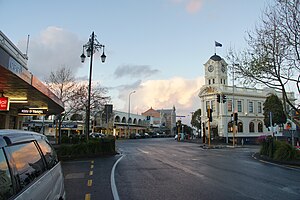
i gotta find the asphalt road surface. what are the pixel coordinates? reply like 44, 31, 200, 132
115, 138, 300, 200
62, 138, 300, 200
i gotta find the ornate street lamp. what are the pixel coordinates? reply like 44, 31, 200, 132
80, 31, 106, 140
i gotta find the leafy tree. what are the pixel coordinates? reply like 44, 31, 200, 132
263, 94, 287, 128
190, 109, 201, 137
227, 0, 300, 127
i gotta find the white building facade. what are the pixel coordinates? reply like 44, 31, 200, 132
198, 54, 296, 143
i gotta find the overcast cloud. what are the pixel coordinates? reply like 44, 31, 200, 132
114, 77, 205, 121
114, 65, 159, 78
18, 27, 83, 81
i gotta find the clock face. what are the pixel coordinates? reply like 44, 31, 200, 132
208, 65, 214, 72
221, 65, 226, 73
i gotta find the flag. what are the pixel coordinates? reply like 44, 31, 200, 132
215, 41, 222, 47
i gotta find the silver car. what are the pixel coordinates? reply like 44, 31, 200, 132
0, 130, 65, 200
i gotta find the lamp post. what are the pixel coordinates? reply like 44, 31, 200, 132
232, 63, 239, 147
127, 91, 136, 137
80, 31, 106, 140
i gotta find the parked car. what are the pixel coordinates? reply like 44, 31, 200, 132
129, 133, 141, 139
0, 129, 65, 200
140, 132, 150, 138
90, 132, 106, 138
151, 132, 160, 138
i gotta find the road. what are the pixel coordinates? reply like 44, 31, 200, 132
62, 138, 300, 200
115, 138, 300, 200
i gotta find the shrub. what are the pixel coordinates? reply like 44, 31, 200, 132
259, 135, 274, 157
273, 142, 299, 161
61, 135, 70, 144
57, 137, 116, 159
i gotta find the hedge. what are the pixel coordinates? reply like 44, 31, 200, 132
56, 137, 116, 160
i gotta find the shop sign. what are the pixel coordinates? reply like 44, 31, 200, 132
0, 97, 9, 111
18, 108, 47, 116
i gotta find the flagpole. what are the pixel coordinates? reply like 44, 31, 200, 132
214, 41, 216, 54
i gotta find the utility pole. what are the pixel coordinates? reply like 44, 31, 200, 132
207, 106, 212, 147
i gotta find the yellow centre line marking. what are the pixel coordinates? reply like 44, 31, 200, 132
90, 171, 93, 176
91, 164, 94, 169
88, 179, 92, 187
85, 193, 91, 200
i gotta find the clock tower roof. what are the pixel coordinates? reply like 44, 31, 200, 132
204, 53, 228, 86
210, 54, 222, 61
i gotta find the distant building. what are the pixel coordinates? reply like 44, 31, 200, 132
142, 106, 176, 135
198, 54, 297, 144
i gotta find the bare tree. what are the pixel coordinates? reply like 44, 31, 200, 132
46, 66, 111, 141
45, 66, 76, 106
68, 82, 111, 120
227, 0, 300, 126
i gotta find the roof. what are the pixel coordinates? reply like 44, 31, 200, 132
210, 54, 222, 61
0, 129, 45, 148
0, 32, 64, 115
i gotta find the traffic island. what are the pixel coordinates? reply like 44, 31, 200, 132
252, 152, 300, 167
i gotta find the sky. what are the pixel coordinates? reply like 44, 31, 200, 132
0, 0, 270, 124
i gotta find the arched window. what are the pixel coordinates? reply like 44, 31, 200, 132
121, 117, 126, 123
115, 116, 120, 122
128, 118, 132, 124
258, 121, 263, 132
228, 122, 233, 133
249, 122, 255, 133
237, 122, 243, 133
133, 118, 137, 124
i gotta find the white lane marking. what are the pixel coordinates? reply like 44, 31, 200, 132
111, 155, 125, 200
137, 148, 149, 154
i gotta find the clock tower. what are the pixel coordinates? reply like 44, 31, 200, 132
204, 54, 228, 86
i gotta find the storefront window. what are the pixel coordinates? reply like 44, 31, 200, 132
249, 122, 255, 132
237, 122, 243, 133
258, 121, 263, 132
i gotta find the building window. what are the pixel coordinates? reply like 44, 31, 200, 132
237, 100, 242, 112
249, 102, 253, 113
206, 101, 210, 109
258, 102, 262, 113
228, 100, 232, 112
237, 122, 243, 133
224, 79, 225, 84
228, 121, 233, 133
211, 100, 215, 111
213, 79, 215, 84
258, 121, 263, 132
220, 79, 222, 84
209, 79, 211, 85
249, 122, 255, 132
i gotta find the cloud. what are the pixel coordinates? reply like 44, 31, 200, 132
17, 26, 83, 80
114, 76, 205, 116
169, 0, 205, 14
114, 64, 159, 78
186, 0, 204, 14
